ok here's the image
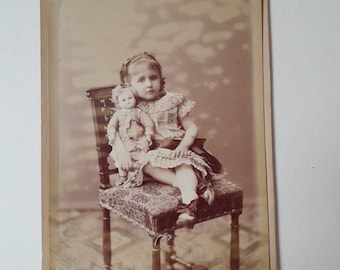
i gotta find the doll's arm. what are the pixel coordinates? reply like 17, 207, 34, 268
107, 132, 116, 146
107, 113, 119, 145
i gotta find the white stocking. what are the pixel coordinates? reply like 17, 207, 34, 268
174, 164, 198, 205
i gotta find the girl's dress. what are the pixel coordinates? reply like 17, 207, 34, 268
124, 91, 222, 188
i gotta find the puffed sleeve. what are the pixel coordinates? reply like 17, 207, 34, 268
177, 94, 195, 119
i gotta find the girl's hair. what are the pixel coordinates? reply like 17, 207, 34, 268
120, 52, 166, 91
111, 85, 136, 107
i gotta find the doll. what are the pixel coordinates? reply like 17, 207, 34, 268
107, 85, 154, 187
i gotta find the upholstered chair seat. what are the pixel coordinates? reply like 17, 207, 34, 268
100, 179, 243, 236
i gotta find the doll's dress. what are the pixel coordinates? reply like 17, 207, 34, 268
107, 108, 153, 187
124, 91, 225, 188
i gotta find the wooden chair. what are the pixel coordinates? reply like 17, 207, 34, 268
87, 85, 243, 270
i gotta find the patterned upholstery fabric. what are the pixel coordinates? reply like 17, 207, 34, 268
99, 179, 243, 236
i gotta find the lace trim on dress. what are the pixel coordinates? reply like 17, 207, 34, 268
137, 91, 194, 115
146, 148, 211, 179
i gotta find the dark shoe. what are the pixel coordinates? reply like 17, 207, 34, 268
200, 187, 215, 205
176, 199, 198, 228
197, 181, 215, 205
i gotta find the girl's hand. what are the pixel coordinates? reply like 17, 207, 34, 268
172, 146, 190, 158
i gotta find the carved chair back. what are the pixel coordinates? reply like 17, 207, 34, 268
87, 85, 117, 190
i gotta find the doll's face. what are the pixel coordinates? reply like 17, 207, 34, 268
117, 90, 136, 109
128, 63, 162, 101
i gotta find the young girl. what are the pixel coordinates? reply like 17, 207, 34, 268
115, 52, 219, 225
107, 85, 154, 187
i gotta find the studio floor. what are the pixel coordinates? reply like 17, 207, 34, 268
49, 202, 269, 270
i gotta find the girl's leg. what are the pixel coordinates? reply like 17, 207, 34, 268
174, 164, 198, 205
143, 163, 176, 186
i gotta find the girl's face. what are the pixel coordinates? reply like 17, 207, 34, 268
128, 64, 162, 101
117, 90, 136, 109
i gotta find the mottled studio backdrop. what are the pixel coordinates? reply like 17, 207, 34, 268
48, 0, 264, 209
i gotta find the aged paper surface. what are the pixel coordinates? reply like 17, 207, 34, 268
42, 0, 277, 269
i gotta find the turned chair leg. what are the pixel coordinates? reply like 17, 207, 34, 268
152, 236, 162, 270
103, 208, 112, 270
165, 235, 175, 270
230, 213, 240, 270
165, 234, 207, 270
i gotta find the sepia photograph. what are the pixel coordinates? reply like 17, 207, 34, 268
42, 0, 276, 269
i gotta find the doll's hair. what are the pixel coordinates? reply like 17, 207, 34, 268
111, 85, 136, 108
120, 52, 166, 91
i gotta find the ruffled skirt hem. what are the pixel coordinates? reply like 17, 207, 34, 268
117, 148, 226, 189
